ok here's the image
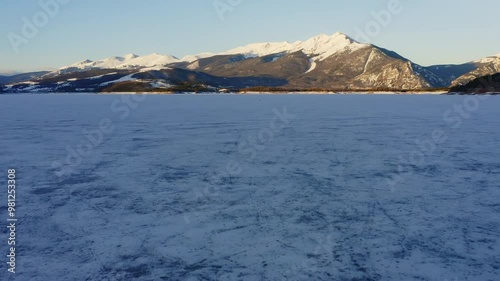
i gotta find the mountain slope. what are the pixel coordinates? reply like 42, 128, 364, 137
290, 45, 432, 90
452, 55, 500, 86
186, 51, 311, 79
450, 73, 500, 93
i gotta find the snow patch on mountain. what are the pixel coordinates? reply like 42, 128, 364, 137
268, 52, 286, 62
150, 80, 173, 88
100, 74, 138, 86
305, 59, 317, 73
300, 33, 366, 61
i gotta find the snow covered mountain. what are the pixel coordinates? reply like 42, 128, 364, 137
45, 53, 180, 77
2, 32, 500, 93
186, 35, 434, 90
451, 54, 500, 86
221, 32, 365, 62
51, 32, 363, 75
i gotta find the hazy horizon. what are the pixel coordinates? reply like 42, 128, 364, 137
1, 0, 500, 73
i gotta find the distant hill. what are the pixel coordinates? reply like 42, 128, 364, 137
0, 71, 50, 84
450, 73, 500, 93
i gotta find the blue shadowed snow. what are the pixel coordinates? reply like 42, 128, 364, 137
0, 93, 499, 281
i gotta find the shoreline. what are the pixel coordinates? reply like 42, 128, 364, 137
2, 91, 499, 95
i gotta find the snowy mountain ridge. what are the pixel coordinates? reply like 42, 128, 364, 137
48, 32, 499, 78
218, 32, 366, 61
48, 53, 180, 76
50, 32, 365, 75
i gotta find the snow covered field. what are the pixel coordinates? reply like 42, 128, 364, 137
0, 94, 499, 281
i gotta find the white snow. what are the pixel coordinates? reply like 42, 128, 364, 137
124, 53, 139, 60
298, 32, 366, 61
50, 53, 178, 75
305, 59, 317, 73
269, 52, 286, 62
88, 73, 117, 80
10, 81, 39, 91
221, 32, 366, 62
138, 66, 171, 72
149, 80, 173, 88
15, 81, 38, 85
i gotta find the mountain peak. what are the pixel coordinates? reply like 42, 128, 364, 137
182, 52, 215, 62
300, 32, 364, 60
119, 53, 180, 68
334, 32, 358, 42
67, 59, 92, 68
78, 59, 93, 65
221, 32, 365, 62
124, 53, 139, 60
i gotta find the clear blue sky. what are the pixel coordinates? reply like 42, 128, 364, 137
1, 0, 500, 73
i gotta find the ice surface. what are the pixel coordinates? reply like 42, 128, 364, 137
0, 94, 499, 281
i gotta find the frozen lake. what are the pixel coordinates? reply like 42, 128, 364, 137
1, 93, 499, 281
